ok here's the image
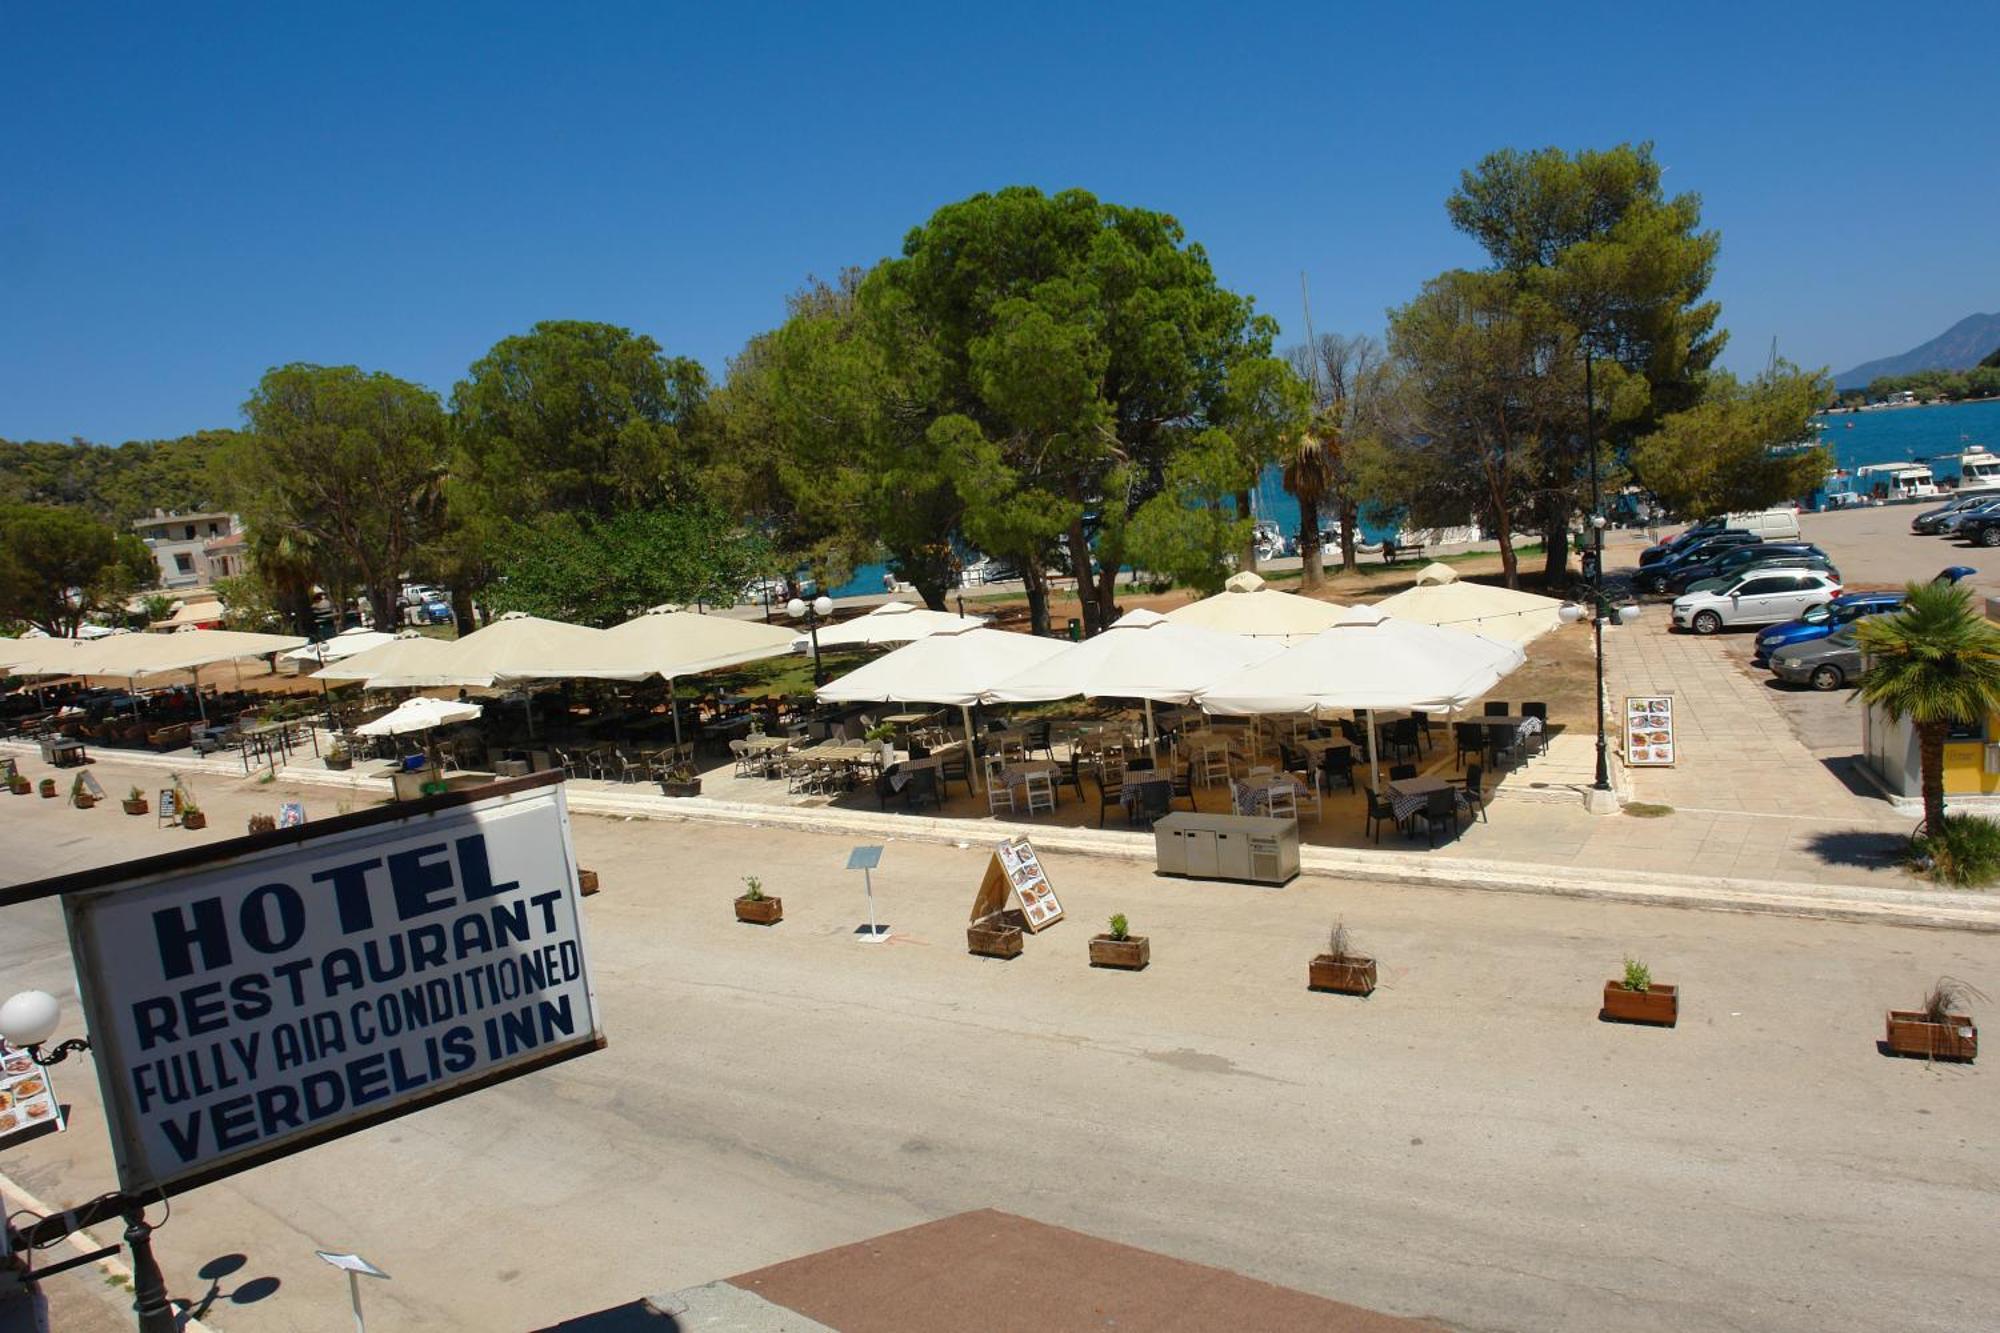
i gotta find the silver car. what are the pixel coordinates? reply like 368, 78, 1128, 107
1672, 570, 1843, 635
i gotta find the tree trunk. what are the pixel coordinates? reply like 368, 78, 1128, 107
1541, 519, 1569, 580
1023, 566, 1051, 638
1236, 491, 1258, 572
1495, 510, 1519, 588
1919, 719, 1948, 835
450, 585, 477, 634
369, 581, 400, 633
1298, 493, 1324, 590
1338, 497, 1360, 574
1064, 517, 1101, 637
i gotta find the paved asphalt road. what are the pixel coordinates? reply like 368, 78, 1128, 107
2, 764, 1996, 1333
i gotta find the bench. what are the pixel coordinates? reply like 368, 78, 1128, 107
1382, 540, 1427, 564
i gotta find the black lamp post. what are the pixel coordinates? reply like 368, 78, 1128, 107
788, 595, 834, 687
1, 990, 178, 1333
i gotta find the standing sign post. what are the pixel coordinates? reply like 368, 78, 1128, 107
847, 844, 888, 942
315, 1250, 389, 1333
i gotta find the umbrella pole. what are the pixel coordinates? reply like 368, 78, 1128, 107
962, 704, 981, 792
193, 666, 208, 724
670, 677, 682, 748
1367, 710, 1380, 792
1144, 698, 1155, 748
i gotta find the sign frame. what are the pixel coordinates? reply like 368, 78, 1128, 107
970, 835, 1063, 933
8, 772, 603, 1201
1622, 695, 1676, 767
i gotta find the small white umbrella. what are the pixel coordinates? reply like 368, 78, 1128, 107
356, 696, 484, 737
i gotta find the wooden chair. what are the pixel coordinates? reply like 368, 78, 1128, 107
1389, 763, 1418, 781
985, 756, 1014, 815
730, 739, 754, 778
1170, 764, 1196, 811
1265, 780, 1298, 821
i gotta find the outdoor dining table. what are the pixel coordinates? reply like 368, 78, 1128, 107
1233, 773, 1305, 817
997, 760, 1062, 799
1121, 772, 1174, 816
1480, 714, 1543, 764
1388, 774, 1454, 822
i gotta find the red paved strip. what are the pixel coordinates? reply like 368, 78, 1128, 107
729, 1209, 1435, 1332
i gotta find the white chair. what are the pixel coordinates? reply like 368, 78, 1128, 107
1265, 780, 1298, 821
1022, 769, 1056, 815
1195, 741, 1230, 787
730, 738, 753, 778
1294, 771, 1323, 823
985, 756, 1015, 814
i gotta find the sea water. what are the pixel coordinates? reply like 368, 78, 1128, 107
828, 400, 2000, 596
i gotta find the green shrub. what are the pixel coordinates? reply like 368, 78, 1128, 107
1908, 814, 2000, 886
742, 876, 765, 902
1108, 913, 1129, 941
1622, 957, 1651, 992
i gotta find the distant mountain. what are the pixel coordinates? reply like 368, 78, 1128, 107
1835, 312, 2000, 390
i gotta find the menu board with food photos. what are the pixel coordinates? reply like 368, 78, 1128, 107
970, 836, 1065, 933
0, 1039, 64, 1142
1624, 696, 1676, 767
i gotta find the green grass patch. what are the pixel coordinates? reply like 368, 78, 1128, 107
1623, 802, 1674, 818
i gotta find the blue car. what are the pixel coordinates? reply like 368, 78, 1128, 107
1753, 592, 1903, 666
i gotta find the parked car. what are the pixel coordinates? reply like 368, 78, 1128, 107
1663, 541, 1829, 595
1681, 554, 1840, 597
1636, 532, 1763, 591
1911, 494, 2000, 535
1753, 590, 1904, 665
1929, 497, 2000, 536
1672, 569, 1843, 635
1638, 517, 1734, 567
1770, 626, 1864, 691
1955, 508, 2000, 547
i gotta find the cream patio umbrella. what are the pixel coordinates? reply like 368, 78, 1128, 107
524, 609, 803, 745
1160, 570, 1345, 643
312, 632, 458, 684
794, 600, 989, 650
25, 628, 310, 722
356, 695, 484, 770
359, 613, 608, 689
816, 624, 1071, 789
985, 608, 1283, 740
1197, 603, 1526, 790
282, 626, 398, 666
1372, 563, 1566, 645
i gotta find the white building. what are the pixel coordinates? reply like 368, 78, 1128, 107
132, 509, 242, 589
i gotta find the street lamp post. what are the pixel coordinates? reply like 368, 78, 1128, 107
788, 595, 835, 687
1, 990, 178, 1333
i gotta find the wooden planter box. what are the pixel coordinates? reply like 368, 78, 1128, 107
123, 798, 148, 815
38, 780, 56, 798
1885, 1010, 1977, 1062
74, 794, 97, 810
1602, 981, 1678, 1027
577, 869, 600, 896
324, 753, 353, 771
967, 919, 1024, 959
734, 894, 782, 925
1309, 955, 1377, 996
8, 782, 28, 796
247, 816, 277, 834
660, 779, 702, 799
182, 811, 207, 830
1089, 935, 1150, 971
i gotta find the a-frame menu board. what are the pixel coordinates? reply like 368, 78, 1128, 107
969, 835, 1064, 933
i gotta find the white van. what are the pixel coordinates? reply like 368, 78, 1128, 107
1725, 509, 1802, 541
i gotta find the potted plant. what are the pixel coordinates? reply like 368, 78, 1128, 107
123, 785, 149, 816
734, 875, 782, 925
70, 774, 96, 809
247, 813, 277, 834
1309, 922, 1377, 996
577, 868, 600, 895
181, 799, 206, 830
7, 771, 28, 795
966, 912, 1023, 959
659, 759, 702, 799
38, 777, 56, 799
324, 744, 352, 772
1601, 957, 1678, 1027
1885, 976, 1981, 1062
864, 722, 897, 764
1088, 913, 1150, 971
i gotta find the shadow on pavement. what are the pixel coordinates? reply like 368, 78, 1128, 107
1801, 827, 1908, 870
534, 1300, 677, 1331
1819, 756, 1891, 801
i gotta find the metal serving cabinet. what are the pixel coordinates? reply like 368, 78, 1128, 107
1153, 812, 1300, 886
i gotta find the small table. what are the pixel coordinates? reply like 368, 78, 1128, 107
1388, 774, 1454, 822
41, 737, 86, 768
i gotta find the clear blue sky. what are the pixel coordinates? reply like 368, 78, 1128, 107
4, 2, 1995, 443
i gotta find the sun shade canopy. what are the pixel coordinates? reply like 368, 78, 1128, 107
986, 608, 1284, 704
355, 695, 484, 736
816, 625, 1071, 706
1197, 604, 1526, 715
531, 609, 801, 682
1160, 571, 1346, 643
798, 600, 990, 650
1371, 565, 1567, 645
313, 633, 461, 685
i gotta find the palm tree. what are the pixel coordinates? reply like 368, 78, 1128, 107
1281, 419, 1335, 590
1854, 580, 2000, 834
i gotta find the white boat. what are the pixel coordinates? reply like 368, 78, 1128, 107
1954, 445, 2000, 489
1850, 461, 1941, 503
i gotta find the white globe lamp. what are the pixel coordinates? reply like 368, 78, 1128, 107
0, 989, 62, 1048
